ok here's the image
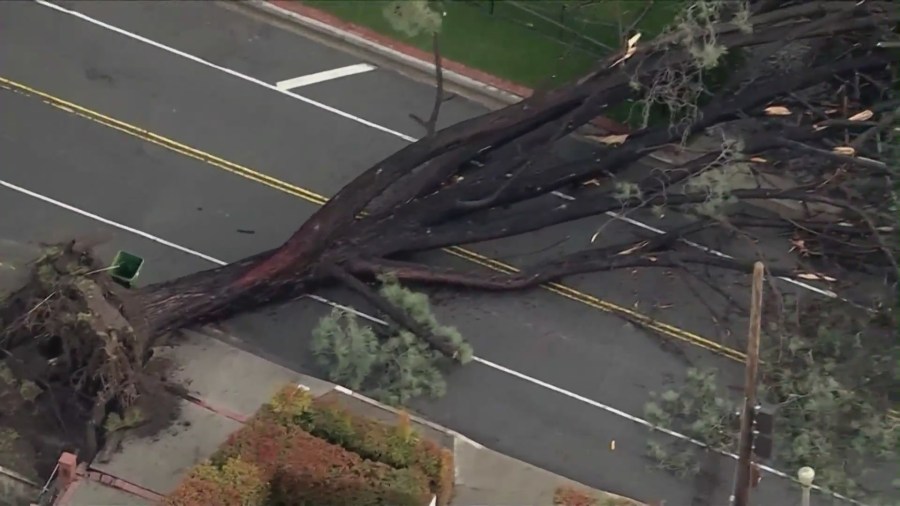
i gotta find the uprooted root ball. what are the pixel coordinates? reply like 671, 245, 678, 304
0, 242, 171, 472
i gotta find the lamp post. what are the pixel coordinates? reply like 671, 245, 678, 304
797, 467, 815, 506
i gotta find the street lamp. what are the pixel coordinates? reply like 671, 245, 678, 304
797, 467, 815, 506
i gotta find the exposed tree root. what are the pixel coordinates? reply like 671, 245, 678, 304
0, 242, 175, 470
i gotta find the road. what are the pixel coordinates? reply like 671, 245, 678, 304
0, 2, 837, 504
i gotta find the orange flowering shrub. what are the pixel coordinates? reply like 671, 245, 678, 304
163, 458, 268, 506
271, 427, 431, 506
166, 385, 452, 505
553, 485, 599, 506
215, 417, 291, 480
297, 398, 453, 504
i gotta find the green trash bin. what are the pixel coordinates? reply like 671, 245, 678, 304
110, 250, 144, 288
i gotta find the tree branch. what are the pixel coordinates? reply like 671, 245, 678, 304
351, 248, 809, 294
323, 262, 463, 360
409, 33, 445, 137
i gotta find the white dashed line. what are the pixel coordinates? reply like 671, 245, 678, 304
0, 178, 861, 504
276, 63, 377, 90
33, 0, 838, 302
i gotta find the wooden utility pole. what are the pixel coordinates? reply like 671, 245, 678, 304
732, 261, 765, 506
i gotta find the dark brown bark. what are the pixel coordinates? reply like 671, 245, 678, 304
120, 0, 896, 338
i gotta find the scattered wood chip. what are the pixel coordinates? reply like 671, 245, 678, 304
764, 106, 792, 116
749, 156, 768, 163
616, 241, 649, 256
796, 272, 837, 282
832, 146, 856, 156
581, 178, 602, 187
610, 33, 641, 67
610, 47, 638, 67
593, 133, 629, 145
824, 108, 840, 114
848, 110, 873, 121
627, 33, 642, 48
813, 124, 829, 131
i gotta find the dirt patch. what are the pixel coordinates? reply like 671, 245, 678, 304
0, 242, 179, 481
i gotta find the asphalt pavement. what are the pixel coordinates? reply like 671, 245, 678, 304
0, 2, 840, 504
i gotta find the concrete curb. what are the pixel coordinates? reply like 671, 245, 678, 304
246, 0, 522, 108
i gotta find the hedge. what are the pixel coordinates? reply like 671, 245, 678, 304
164, 458, 268, 506
216, 416, 430, 506
272, 425, 431, 505
166, 385, 454, 506
265, 386, 454, 505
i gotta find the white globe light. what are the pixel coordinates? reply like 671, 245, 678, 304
797, 466, 815, 486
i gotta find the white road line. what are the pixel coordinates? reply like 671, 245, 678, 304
33, 0, 840, 303
0, 178, 861, 504
0, 180, 224, 265
276, 63, 376, 91
32, 0, 416, 143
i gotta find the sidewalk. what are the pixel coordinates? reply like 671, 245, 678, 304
52, 328, 643, 506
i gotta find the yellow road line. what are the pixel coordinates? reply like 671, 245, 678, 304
8, 76, 898, 420
0, 75, 744, 361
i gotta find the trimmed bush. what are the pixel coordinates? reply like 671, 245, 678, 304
260, 386, 454, 505
168, 385, 453, 506
164, 458, 268, 506
266, 385, 313, 425
216, 417, 292, 480
212, 404, 432, 506
271, 428, 431, 506
295, 398, 453, 505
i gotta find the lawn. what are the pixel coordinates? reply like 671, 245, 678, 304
302, 0, 681, 89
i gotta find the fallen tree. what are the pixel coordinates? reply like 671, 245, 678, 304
1, 0, 898, 478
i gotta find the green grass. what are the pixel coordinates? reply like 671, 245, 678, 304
302, 0, 680, 90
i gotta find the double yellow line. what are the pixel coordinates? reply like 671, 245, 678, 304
8, 76, 899, 420
0, 75, 745, 361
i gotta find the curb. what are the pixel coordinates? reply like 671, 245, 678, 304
245, 0, 631, 135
